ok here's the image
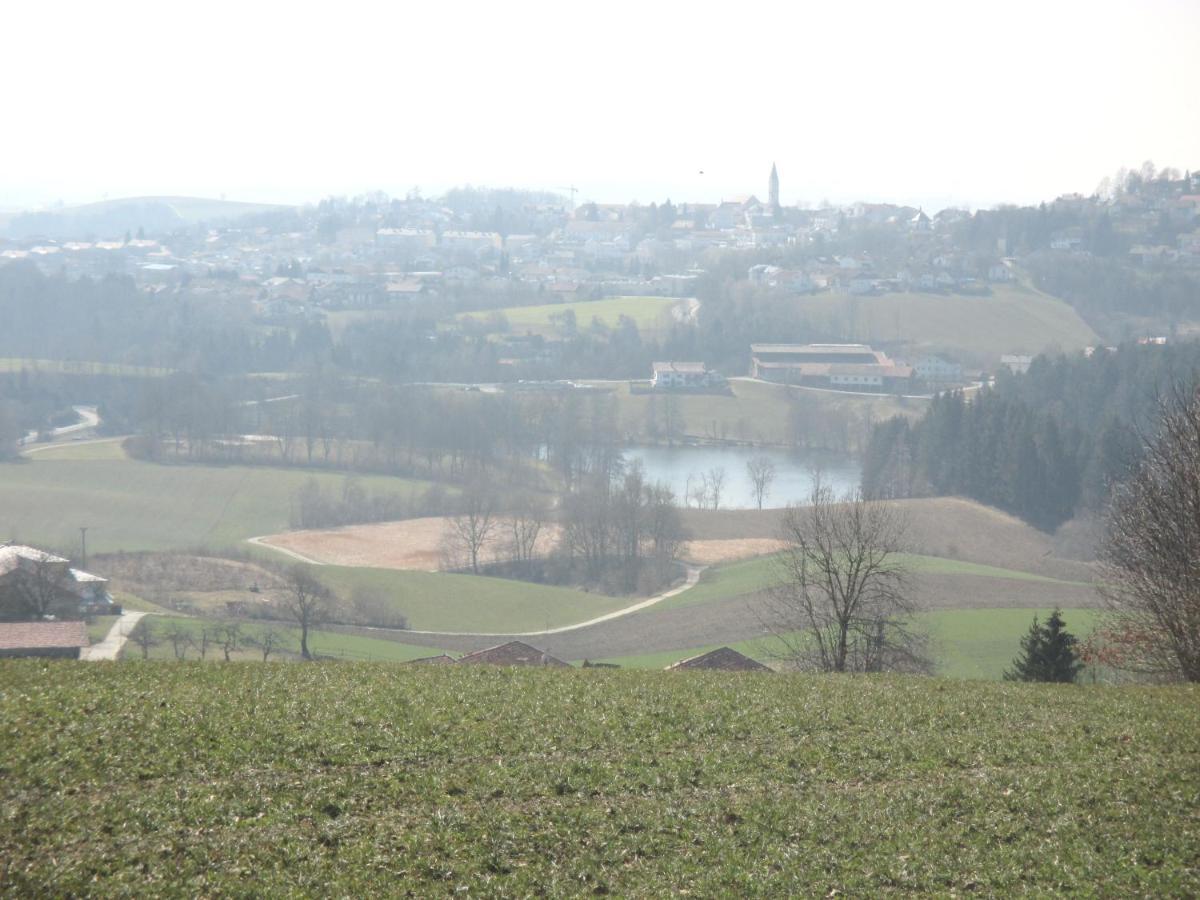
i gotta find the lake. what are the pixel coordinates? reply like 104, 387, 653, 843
621, 445, 862, 510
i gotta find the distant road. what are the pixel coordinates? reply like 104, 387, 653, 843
245, 535, 326, 565
20, 404, 101, 447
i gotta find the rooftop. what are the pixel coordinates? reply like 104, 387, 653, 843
456, 641, 570, 668
0, 621, 88, 651
666, 647, 771, 672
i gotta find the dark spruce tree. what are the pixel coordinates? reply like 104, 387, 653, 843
1004, 608, 1083, 683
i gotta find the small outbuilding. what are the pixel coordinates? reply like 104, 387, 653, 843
665, 647, 772, 672
0, 621, 89, 659
456, 640, 570, 667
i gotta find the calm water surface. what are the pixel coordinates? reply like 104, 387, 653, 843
621, 445, 861, 509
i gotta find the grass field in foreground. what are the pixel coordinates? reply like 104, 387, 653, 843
600, 607, 1102, 679
0, 453, 435, 554
315, 565, 633, 633
463, 295, 677, 335
1, 663, 1195, 895
791, 284, 1098, 362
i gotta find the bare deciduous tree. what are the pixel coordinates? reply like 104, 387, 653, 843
280, 566, 334, 660
221, 623, 242, 662
1100, 384, 1200, 682
247, 628, 284, 662
444, 483, 498, 574
759, 486, 930, 673
507, 494, 547, 566
130, 618, 159, 660
196, 626, 213, 660
164, 621, 193, 660
746, 456, 776, 510
706, 466, 726, 510
0, 553, 76, 621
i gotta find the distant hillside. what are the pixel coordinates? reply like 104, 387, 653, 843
0, 195, 290, 239
789, 283, 1099, 365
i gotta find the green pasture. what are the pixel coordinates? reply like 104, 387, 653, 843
791, 284, 1098, 362
315, 565, 634, 633
663, 552, 1087, 613
0, 452, 435, 554
1, 663, 1194, 895
600, 607, 1102, 680
463, 295, 677, 335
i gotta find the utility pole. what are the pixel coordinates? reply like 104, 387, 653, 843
79, 526, 88, 569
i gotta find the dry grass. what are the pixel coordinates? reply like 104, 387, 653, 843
682, 538, 786, 565
259, 516, 563, 571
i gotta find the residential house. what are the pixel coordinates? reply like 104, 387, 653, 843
456, 641, 570, 667
666, 647, 771, 672
650, 361, 722, 389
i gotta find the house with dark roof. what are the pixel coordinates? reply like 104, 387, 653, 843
666, 647, 772, 672
456, 640, 570, 667
407, 653, 458, 665
0, 621, 89, 659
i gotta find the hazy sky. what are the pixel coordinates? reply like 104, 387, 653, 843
2, 0, 1197, 212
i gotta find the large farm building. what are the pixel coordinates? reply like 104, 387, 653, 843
749, 343, 914, 392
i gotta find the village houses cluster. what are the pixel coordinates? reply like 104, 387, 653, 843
3, 166, 1197, 327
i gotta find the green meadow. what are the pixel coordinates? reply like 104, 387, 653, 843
1, 663, 1194, 895
0, 447, 434, 553
464, 295, 677, 335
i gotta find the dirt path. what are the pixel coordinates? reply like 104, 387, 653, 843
81, 610, 147, 661
245, 536, 326, 565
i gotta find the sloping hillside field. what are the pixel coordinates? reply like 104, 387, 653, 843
0, 664, 1195, 895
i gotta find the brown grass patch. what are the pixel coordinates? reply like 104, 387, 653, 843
682, 538, 786, 565
259, 517, 562, 572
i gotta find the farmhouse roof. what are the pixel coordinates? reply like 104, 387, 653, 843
0, 545, 69, 577
666, 647, 771, 672
0, 621, 89, 652
456, 640, 570, 667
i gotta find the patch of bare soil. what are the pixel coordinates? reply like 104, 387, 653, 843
259, 517, 563, 572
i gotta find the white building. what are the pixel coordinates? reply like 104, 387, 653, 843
651, 362, 719, 389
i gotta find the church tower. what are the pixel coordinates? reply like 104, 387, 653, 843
769, 162, 780, 214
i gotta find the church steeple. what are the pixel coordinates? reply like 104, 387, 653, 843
769, 162, 780, 213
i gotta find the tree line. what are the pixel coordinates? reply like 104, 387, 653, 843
861, 343, 1200, 531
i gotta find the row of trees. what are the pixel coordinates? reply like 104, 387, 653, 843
862, 343, 1200, 530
